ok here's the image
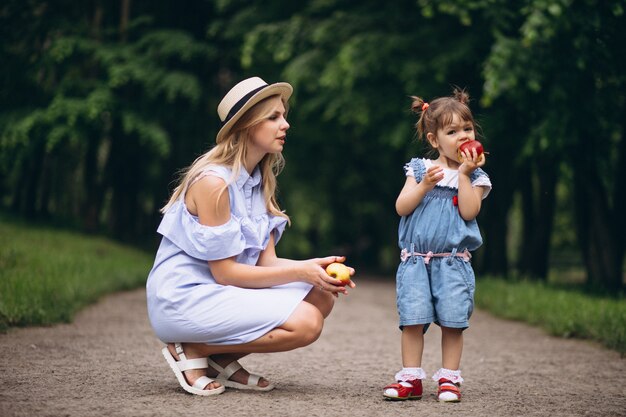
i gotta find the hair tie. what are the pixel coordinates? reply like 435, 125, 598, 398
422, 102, 429, 111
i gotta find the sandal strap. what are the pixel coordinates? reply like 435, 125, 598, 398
174, 343, 186, 360
208, 357, 243, 380
248, 374, 260, 386
439, 384, 460, 394
438, 379, 461, 398
172, 343, 209, 371
192, 376, 216, 390
177, 357, 209, 371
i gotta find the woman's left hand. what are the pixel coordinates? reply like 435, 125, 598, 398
312, 256, 356, 295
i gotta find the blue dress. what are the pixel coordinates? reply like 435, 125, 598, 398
146, 165, 312, 345
395, 158, 491, 330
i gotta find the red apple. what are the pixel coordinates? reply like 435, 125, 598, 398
325, 262, 351, 284
457, 140, 485, 162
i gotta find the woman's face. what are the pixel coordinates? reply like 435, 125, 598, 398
249, 96, 290, 155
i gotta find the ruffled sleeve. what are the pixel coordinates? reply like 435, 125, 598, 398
471, 168, 492, 199
268, 214, 289, 245
157, 201, 246, 261
403, 158, 426, 182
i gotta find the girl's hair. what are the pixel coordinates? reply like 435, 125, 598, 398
410, 87, 476, 143
160, 95, 290, 224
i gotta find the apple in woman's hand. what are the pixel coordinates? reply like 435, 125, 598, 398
325, 262, 351, 285
458, 140, 485, 162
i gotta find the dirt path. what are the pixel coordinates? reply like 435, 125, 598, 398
1, 278, 624, 417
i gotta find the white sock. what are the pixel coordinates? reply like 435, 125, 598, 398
394, 367, 426, 382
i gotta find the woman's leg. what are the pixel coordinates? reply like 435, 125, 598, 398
209, 288, 335, 386
170, 298, 327, 387
303, 286, 335, 318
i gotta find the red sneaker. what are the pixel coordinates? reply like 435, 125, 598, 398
383, 379, 423, 401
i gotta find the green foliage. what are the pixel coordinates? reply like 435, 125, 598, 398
0, 4, 217, 238
479, 0, 626, 288
476, 277, 626, 354
0, 0, 624, 288
237, 1, 493, 267
0, 215, 153, 331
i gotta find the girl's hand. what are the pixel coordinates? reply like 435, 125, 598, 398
458, 148, 486, 176
303, 256, 356, 295
423, 165, 444, 189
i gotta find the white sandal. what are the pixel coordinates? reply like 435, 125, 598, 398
207, 357, 275, 391
161, 343, 225, 396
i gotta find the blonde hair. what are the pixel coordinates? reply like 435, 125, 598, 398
410, 87, 476, 143
161, 95, 290, 224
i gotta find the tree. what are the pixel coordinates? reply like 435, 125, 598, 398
238, 0, 496, 269
481, 0, 626, 289
1, 1, 217, 241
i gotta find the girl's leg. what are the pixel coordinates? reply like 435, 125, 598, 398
401, 325, 425, 367
383, 325, 426, 399
441, 326, 463, 370
436, 326, 464, 401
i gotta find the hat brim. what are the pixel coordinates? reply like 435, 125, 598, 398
216, 82, 293, 144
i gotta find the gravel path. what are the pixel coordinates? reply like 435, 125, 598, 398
1, 278, 624, 416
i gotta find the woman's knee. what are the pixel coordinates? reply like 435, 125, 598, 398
288, 302, 324, 347
304, 288, 335, 318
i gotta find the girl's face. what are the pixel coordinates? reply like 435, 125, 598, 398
427, 113, 475, 167
249, 97, 290, 156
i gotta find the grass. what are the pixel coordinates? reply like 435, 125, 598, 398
475, 277, 626, 355
0, 216, 154, 331
2, 216, 625, 357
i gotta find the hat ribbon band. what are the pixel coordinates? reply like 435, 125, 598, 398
222, 84, 268, 125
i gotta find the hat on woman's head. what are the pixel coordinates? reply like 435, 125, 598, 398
216, 77, 293, 144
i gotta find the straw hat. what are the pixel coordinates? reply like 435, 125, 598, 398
216, 77, 293, 144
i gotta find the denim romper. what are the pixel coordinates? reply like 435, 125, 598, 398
396, 158, 491, 331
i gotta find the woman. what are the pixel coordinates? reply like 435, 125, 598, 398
146, 77, 355, 396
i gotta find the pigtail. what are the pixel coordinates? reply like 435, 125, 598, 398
410, 96, 426, 114
409, 95, 428, 139
452, 86, 470, 105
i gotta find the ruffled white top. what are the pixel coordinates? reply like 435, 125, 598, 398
146, 165, 312, 345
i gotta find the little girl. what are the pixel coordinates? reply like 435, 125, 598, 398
382, 88, 491, 402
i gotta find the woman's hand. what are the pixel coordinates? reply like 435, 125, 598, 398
300, 256, 356, 295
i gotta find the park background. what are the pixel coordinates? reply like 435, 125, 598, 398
0, 0, 625, 352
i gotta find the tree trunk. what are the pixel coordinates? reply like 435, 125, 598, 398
516, 156, 557, 280
517, 160, 536, 277
119, 0, 130, 42
21, 144, 45, 218
572, 156, 622, 291
478, 184, 513, 276
82, 136, 105, 233
570, 73, 624, 291
81, 3, 106, 233
529, 156, 558, 278
37, 151, 52, 218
